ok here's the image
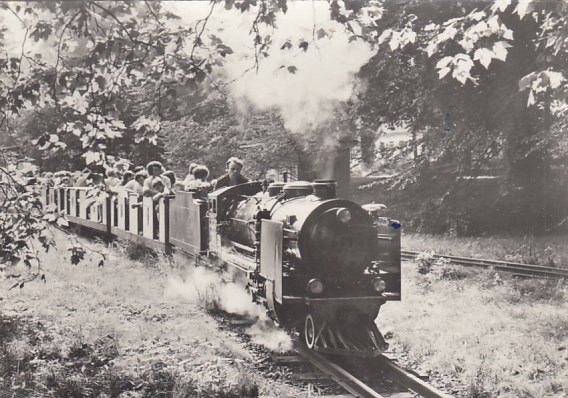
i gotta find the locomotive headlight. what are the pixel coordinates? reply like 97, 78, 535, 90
336, 208, 352, 223
307, 279, 324, 295
372, 277, 387, 293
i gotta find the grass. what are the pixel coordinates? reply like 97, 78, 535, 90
0, 230, 303, 398
379, 262, 568, 398
4, 229, 567, 397
403, 233, 568, 268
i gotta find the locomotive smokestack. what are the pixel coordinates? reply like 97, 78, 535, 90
312, 179, 337, 199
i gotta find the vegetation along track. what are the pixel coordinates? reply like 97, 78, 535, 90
293, 341, 453, 398
401, 250, 568, 279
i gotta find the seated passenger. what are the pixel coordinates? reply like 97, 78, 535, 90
185, 165, 211, 197
90, 173, 105, 189
162, 170, 176, 190
121, 170, 135, 186
104, 169, 121, 192
143, 161, 165, 197
262, 168, 279, 192
213, 157, 250, 190
59, 176, 71, 187
182, 163, 198, 186
150, 178, 167, 202
150, 178, 166, 239
114, 159, 129, 178
124, 171, 146, 195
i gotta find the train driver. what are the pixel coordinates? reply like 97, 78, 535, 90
213, 157, 250, 190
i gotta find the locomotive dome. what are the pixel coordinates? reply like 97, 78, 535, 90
282, 181, 313, 199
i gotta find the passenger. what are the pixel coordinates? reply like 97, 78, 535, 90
125, 171, 146, 195
143, 161, 165, 197
213, 157, 250, 190
59, 176, 71, 187
104, 169, 121, 192
182, 163, 198, 186
265, 169, 279, 183
150, 178, 167, 202
263, 168, 279, 192
162, 170, 176, 190
90, 172, 105, 189
114, 160, 129, 178
149, 178, 168, 238
185, 165, 211, 197
43, 172, 55, 187
121, 170, 135, 186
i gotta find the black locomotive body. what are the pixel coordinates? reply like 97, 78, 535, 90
206, 180, 401, 356
43, 178, 401, 358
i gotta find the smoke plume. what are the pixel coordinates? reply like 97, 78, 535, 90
165, 2, 374, 142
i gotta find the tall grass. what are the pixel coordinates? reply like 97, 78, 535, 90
0, 230, 301, 398
379, 262, 568, 397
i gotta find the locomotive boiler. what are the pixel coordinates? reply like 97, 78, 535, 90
207, 179, 401, 357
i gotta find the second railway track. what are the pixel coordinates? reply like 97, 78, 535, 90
401, 250, 568, 279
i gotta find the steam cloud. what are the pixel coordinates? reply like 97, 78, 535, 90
166, 2, 374, 140
164, 266, 292, 352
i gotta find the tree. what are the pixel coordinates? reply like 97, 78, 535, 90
351, 0, 568, 234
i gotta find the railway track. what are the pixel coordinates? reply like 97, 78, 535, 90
223, 317, 453, 397
293, 341, 453, 398
401, 250, 568, 279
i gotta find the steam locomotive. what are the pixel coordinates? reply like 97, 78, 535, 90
42, 178, 401, 357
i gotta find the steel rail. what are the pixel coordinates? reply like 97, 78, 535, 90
401, 250, 568, 279
294, 341, 386, 398
294, 341, 454, 398
376, 354, 454, 398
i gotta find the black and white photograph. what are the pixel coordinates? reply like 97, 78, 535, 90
1, 0, 567, 397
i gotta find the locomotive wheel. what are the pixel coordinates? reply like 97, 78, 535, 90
303, 312, 321, 349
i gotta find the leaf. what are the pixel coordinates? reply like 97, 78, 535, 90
519, 72, 537, 91
316, 28, 327, 40
541, 71, 565, 89
514, 0, 534, 19
378, 29, 392, 45
98, 260, 104, 268
217, 44, 233, 57
287, 65, 297, 74
389, 31, 401, 51
83, 151, 102, 165
492, 41, 511, 62
491, 0, 511, 13
41, 274, 46, 283
280, 40, 292, 50
299, 40, 309, 52
527, 90, 535, 106
435, 56, 453, 70
438, 67, 451, 79
473, 47, 494, 69
57, 217, 69, 227
20, 282, 25, 289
